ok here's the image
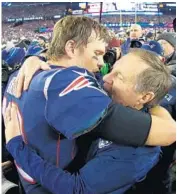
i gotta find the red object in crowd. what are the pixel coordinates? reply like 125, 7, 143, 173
108, 37, 121, 48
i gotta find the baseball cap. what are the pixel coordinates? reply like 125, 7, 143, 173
141, 41, 164, 56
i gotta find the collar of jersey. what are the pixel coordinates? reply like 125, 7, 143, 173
49, 65, 66, 69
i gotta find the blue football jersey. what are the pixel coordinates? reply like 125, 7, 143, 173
3, 65, 111, 194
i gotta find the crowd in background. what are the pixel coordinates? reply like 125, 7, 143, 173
2, 20, 54, 43
2, 15, 175, 43
2, 4, 66, 20
2, 2, 175, 43
100, 15, 175, 24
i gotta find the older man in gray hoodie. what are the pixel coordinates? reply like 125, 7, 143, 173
157, 32, 176, 77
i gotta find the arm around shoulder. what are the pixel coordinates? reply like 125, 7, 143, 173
145, 106, 176, 146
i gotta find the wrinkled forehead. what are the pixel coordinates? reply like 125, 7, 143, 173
113, 54, 148, 73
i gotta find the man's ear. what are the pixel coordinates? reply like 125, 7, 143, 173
161, 57, 166, 63
139, 92, 155, 105
65, 40, 76, 58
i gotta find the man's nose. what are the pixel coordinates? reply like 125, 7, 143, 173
97, 56, 105, 67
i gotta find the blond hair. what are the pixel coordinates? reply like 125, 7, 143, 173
47, 16, 110, 61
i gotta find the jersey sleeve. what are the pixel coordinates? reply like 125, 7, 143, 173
44, 66, 111, 139
6, 136, 141, 194
95, 102, 152, 146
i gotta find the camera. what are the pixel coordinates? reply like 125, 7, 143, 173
130, 40, 142, 48
103, 48, 117, 68
101, 48, 120, 75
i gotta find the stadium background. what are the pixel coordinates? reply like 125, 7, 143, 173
2, 2, 176, 44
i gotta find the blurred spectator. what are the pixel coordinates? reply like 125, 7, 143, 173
37, 36, 47, 48
129, 24, 143, 40
141, 40, 164, 60
146, 32, 155, 41
3, 47, 25, 68
157, 33, 176, 76
121, 24, 143, 55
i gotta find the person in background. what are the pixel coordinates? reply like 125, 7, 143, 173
37, 36, 46, 48
157, 33, 176, 77
156, 33, 176, 194
141, 40, 164, 61
140, 40, 176, 194
145, 32, 155, 42
121, 24, 143, 55
141, 40, 175, 118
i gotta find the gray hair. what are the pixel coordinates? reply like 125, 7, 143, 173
130, 48, 172, 105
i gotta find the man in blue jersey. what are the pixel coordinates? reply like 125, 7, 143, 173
3, 16, 175, 194
4, 47, 175, 193
3, 16, 112, 194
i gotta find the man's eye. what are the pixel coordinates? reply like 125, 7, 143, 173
95, 52, 102, 56
117, 75, 123, 80
93, 56, 98, 60
115, 72, 123, 80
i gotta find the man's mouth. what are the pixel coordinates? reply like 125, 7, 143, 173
103, 82, 112, 94
97, 64, 103, 70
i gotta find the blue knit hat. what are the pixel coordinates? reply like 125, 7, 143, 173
5, 47, 26, 67
141, 41, 164, 56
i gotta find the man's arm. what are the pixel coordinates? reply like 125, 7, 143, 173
16, 56, 50, 98
96, 103, 176, 147
7, 136, 139, 194
15, 57, 176, 146
95, 102, 151, 146
146, 106, 176, 146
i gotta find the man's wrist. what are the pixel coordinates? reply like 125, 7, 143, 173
6, 136, 23, 151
